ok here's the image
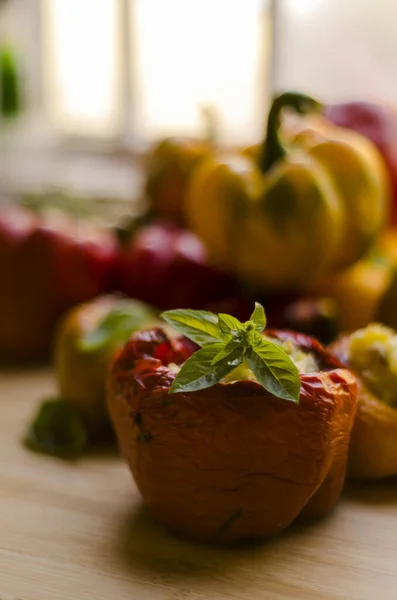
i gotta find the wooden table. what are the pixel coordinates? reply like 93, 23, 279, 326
1, 369, 397, 600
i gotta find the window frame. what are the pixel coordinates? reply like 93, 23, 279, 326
18, 0, 277, 156
0, 0, 277, 200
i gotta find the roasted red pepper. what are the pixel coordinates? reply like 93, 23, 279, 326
116, 221, 252, 316
108, 328, 358, 545
0, 206, 117, 363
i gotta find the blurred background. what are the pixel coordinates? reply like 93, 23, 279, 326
1, 0, 397, 201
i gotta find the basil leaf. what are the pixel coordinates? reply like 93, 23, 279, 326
218, 313, 243, 337
245, 340, 301, 403
250, 302, 266, 332
249, 329, 268, 347
162, 302, 300, 403
161, 309, 224, 346
169, 343, 243, 393
212, 339, 243, 365
24, 399, 88, 459
78, 300, 155, 353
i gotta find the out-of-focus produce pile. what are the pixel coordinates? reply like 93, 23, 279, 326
16, 91, 397, 546
3, 91, 397, 365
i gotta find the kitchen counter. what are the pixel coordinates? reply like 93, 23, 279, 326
1, 368, 397, 600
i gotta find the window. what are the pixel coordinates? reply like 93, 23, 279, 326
4, 0, 397, 198
274, 0, 397, 103
5, 0, 397, 154
41, 0, 272, 147
42, 0, 122, 139
0, 0, 272, 196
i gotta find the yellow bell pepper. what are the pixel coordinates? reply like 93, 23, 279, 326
186, 92, 390, 291
315, 227, 397, 332
316, 258, 392, 332
145, 137, 213, 226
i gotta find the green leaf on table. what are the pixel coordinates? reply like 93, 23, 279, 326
78, 299, 156, 353
169, 343, 243, 393
161, 309, 225, 346
24, 399, 88, 459
249, 302, 266, 332
245, 340, 300, 403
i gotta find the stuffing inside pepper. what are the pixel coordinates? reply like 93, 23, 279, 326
169, 336, 319, 383
330, 324, 397, 480
348, 323, 397, 407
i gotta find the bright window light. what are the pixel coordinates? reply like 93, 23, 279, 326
132, 0, 270, 145
42, 0, 122, 137
276, 0, 397, 103
42, 0, 271, 145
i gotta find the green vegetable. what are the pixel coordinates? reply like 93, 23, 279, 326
24, 399, 88, 459
161, 302, 301, 402
0, 45, 20, 119
78, 299, 157, 353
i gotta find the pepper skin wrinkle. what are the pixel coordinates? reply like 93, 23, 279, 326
108, 329, 357, 545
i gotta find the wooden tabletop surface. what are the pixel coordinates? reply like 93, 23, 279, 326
1, 368, 397, 600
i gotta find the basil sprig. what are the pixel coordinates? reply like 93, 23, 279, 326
161, 303, 301, 402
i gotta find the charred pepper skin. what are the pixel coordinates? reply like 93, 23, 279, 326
108, 328, 358, 545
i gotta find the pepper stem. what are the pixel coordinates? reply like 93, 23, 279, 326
259, 91, 322, 173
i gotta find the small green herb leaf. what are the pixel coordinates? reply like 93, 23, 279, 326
212, 338, 243, 365
163, 303, 301, 403
218, 313, 243, 338
78, 300, 156, 353
161, 309, 224, 346
169, 343, 243, 393
249, 329, 271, 348
250, 302, 266, 332
24, 399, 88, 459
245, 340, 301, 403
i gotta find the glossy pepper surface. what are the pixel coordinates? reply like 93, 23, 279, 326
326, 101, 397, 225
186, 92, 389, 291
0, 206, 117, 364
108, 327, 357, 545
116, 221, 250, 314
54, 294, 162, 438
55, 295, 129, 438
